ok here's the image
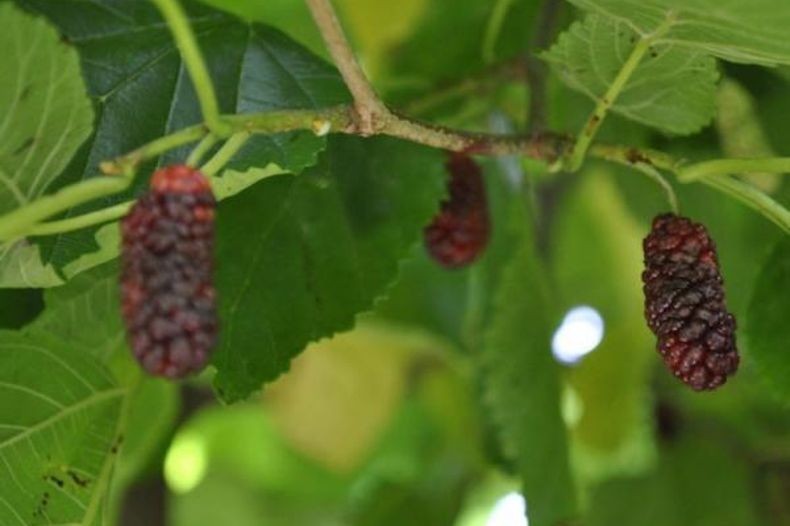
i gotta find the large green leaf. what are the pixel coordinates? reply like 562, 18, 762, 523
13, 261, 178, 522
213, 136, 446, 401
543, 14, 718, 134
25, 262, 125, 363
0, 2, 93, 287
0, 331, 126, 525
481, 209, 577, 526
18, 0, 349, 269
745, 238, 790, 401
552, 170, 656, 483
566, 0, 790, 66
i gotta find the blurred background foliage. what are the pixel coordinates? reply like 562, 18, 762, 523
4, 0, 788, 524
112, 0, 790, 523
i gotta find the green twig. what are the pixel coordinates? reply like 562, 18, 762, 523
0, 175, 133, 241
633, 163, 679, 214
201, 132, 251, 176
567, 17, 674, 171
677, 157, 790, 182
225, 105, 354, 134
588, 143, 679, 172
151, 0, 228, 135
101, 124, 207, 175
29, 201, 132, 237
187, 134, 218, 166
700, 175, 790, 233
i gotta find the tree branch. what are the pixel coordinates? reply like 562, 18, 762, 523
304, 0, 389, 134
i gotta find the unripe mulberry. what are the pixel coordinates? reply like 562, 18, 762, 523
642, 213, 739, 391
424, 154, 490, 268
120, 165, 218, 378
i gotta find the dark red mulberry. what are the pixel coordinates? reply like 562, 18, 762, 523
642, 213, 739, 391
120, 165, 218, 378
424, 154, 490, 268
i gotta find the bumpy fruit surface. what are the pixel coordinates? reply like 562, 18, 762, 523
642, 213, 739, 391
424, 154, 490, 268
120, 165, 218, 378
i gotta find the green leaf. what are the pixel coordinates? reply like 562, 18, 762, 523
0, 2, 93, 286
0, 3, 93, 215
745, 238, 790, 401
18, 0, 349, 269
213, 136, 446, 402
543, 14, 718, 134
481, 209, 577, 526
0, 330, 126, 525
25, 262, 125, 363
566, 0, 790, 66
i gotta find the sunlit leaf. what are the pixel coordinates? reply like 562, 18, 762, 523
0, 331, 125, 525
567, 0, 790, 66
543, 14, 718, 134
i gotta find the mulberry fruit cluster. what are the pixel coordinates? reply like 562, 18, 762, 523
120, 165, 218, 378
424, 153, 490, 268
642, 213, 739, 391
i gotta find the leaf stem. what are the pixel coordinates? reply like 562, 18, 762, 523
151, 0, 227, 135
225, 105, 354, 134
101, 124, 207, 175
567, 18, 673, 171
633, 163, 679, 214
201, 132, 251, 176
699, 175, 790, 233
29, 201, 132, 237
677, 157, 790, 182
588, 143, 679, 172
186, 134, 218, 166
0, 175, 133, 241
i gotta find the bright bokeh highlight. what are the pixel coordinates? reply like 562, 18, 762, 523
164, 431, 208, 493
485, 492, 529, 526
552, 305, 605, 365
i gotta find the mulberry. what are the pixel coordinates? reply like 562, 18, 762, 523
120, 165, 218, 378
424, 154, 490, 268
642, 213, 739, 391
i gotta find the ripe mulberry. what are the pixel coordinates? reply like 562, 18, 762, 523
642, 213, 739, 391
424, 153, 490, 268
120, 165, 218, 378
